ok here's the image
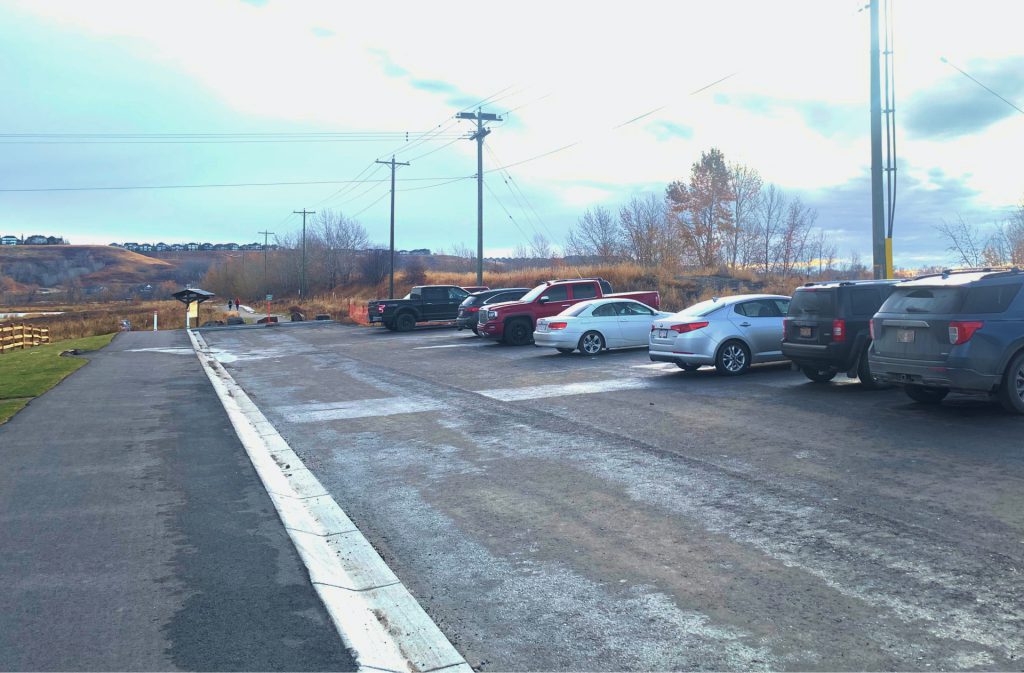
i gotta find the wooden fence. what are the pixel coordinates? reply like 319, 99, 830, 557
0, 323, 51, 353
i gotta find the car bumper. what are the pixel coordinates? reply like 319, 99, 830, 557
868, 354, 1001, 392
649, 345, 715, 366
533, 331, 578, 349
478, 321, 503, 339
782, 342, 848, 369
455, 316, 479, 330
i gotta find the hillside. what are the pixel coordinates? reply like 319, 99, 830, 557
0, 245, 208, 302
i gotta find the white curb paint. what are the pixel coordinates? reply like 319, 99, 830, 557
188, 330, 471, 673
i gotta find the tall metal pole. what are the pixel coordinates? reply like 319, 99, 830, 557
457, 109, 502, 287
293, 209, 315, 297
870, 0, 887, 279
375, 156, 409, 299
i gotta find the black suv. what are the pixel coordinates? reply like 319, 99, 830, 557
869, 268, 1024, 412
456, 288, 530, 333
783, 279, 902, 387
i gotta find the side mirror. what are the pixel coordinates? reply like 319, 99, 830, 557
538, 295, 550, 303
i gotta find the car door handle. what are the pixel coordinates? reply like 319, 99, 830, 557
739, 322, 751, 327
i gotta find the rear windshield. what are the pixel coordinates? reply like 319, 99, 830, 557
562, 303, 591, 317
679, 299, 727, 317
880, 287, 962, 315
460, 295, 481, 307
788, 289, 835, 317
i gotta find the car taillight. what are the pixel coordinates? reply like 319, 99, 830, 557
547, 321, 568, 330
832, 319, 846, 342
670, 321, 709, 334
949, 320, 983, 345
377, 304, 386, 313
869, 319, 875, 340
465, 306, 479, 312
783, 317, 792, 334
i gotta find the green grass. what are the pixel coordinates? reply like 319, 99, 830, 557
0, 333, 115, 424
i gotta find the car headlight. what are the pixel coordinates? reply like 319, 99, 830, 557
486, 310, 497, 320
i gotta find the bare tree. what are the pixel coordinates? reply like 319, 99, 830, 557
753, 184, 786, 275
529, 232, 553, 259
726, 162, 762, 270
776, 197, 817, 277
619, 193, 671, 267
360, 248, 390, 285
935, 216, 986, 267
565, 205, 620, 262
310, 209, 369, 289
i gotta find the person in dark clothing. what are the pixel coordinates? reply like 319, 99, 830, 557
227, 299, 233, 310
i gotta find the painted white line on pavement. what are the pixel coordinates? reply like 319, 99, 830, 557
125, 347, 196, 355
276, 397, 442, 423
631, 362, 679, 371
188, 330, 470, 673
475, 377, 650, 401
412, 343, 485, 350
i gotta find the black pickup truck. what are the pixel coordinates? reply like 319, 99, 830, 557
368, 285, 471, 331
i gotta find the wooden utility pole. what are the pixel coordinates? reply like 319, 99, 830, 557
456, 109, 502, 286
293, 209, 315, 297
374, 156, 409, 299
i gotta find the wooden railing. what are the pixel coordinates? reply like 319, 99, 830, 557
0, 323, 50, 353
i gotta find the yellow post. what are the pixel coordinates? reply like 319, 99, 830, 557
885, 237, 894, 279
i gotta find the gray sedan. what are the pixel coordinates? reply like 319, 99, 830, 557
649, 294, 791, 375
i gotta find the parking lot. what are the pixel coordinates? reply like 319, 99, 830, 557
202, 321, 1024, 671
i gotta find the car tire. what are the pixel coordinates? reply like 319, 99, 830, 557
715, 340, 750, 376
904, 384, 949, 405
395, 313, 416, 332
556, 347, 575, 354
676, 362, 700, 371
471, 326, 480, 336
856, 348, 887, 390
997, 350, 1024, 414
802, 366, 837, 383
504, 319, 533, 346
578, 331, 605, 355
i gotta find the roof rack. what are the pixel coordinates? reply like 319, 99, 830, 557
548, 277, 605, 284
801, 278, 903, 288
915, 267, 1021, 280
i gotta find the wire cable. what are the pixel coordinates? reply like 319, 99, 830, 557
0, 175, 469, 193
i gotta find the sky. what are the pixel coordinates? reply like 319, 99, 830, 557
0, 0, 1021, 266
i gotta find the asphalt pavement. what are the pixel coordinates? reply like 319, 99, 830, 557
0, 330, 355, 671
201, 321, 1024, 671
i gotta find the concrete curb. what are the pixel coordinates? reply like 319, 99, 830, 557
187, 329, 471, 673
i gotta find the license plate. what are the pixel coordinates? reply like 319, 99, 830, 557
799, 327, 812, 338
658, 329, 668, 338
896, 328, 915, 343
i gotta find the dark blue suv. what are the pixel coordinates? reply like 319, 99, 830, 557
869, 268, 1024, 412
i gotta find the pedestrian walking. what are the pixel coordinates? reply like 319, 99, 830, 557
227, 299, 233, 311
235, 297, 241, 311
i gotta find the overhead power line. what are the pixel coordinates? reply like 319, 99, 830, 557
940, 56, 1024, 116
0, 176, 468, 193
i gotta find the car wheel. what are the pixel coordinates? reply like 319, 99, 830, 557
715, 340, 750, 375
997, 350, 1024, 414
504, 319, 533, 346
556, 347, 575, 354
904, 384, 949, 405
857, 348, 888, 390
802, 366, 836, 383
579, 331, 605, 355
676, 362, 700, 371
395, 313, 416, 332
471, 326, 480, 336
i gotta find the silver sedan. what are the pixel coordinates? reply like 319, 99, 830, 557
649, 294, 791, 374
535, 298, 669, 355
